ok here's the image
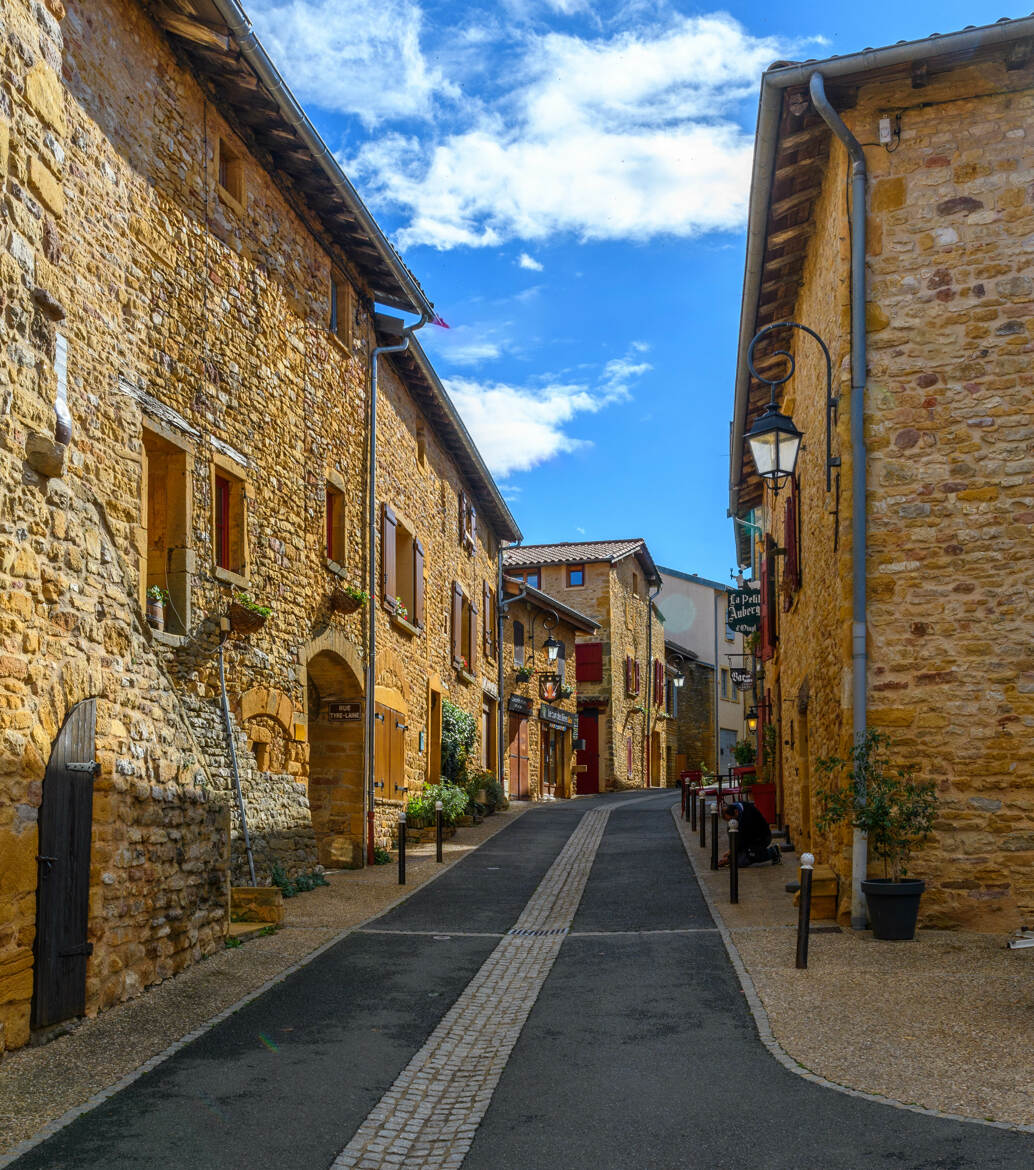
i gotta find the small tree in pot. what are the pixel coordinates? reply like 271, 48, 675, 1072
815, 729, 938, 940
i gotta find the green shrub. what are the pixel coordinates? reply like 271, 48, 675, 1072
441, 699, 477, 785
372, 846, 392, 865
269, 861, 328, 898
407, 782, 469, 825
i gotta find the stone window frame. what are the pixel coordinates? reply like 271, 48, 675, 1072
451, 579, 478, 681
139, 417, 196, 637
325, 469, 348, 571
566, 563, 585, 588
215, 134, 245, 215
382, 502, 425, 635
329, 271, 355, 351
211, 451, 251, 588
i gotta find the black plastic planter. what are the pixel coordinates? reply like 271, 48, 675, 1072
861, 878, 925, 940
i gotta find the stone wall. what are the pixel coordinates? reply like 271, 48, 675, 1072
666, 658, 716, 778
764, 50, 1034, 929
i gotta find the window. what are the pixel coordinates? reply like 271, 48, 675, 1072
566, 564, 585, 588
575, 642, 602, 683
142, 426, 192, 636
458, 491, 477, 551
654, 658, 664, 707
330, 274, 354, 347
416, 423, 427, 468
451, 581, 477, 674
216, 136, 244, 209
326, 482, 345, 564
626, 736, 634, 779
511, 568, 540, 590
513, 620, 525, 666
760, 537, 777, 661
625, 655, 640, 696
720, 668, 730, 700
213, 463, 246, 578
483, 582, 497, 659
783, 477, 801, 610
382, 504, 424, 629
632, 571, 640, 597
557, 639, 566, 682
725, 601, 736, 641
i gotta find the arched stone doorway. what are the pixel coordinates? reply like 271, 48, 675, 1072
303, 635, 365, 869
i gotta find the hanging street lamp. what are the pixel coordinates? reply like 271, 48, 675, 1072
543, 632, 560, 663
745, 707, 758, 735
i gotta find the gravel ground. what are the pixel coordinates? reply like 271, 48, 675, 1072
0, 804, 531, 1156
673, 803, 1034, 1127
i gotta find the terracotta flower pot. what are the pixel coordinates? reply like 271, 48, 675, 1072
146, 600, 165, 631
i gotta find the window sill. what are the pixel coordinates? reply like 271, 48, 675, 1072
326, 558, 350, 580
217, 183, 244, 217
327, 329, 356, 360
454, 666, 476, 685
391, 613, 422, 638
214, 565, 249, 590
150, 629, 188, 648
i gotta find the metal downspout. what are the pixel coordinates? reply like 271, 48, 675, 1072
496, 546, 512, 793
713, 591, 721, 777
218, 641, 256, 886
809, 71, 869, 930
365, 316, 428, 866
645, 584, 661, 787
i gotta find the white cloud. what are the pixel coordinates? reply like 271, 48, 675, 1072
247, 0, 456, 125
346, 13, 790, 248
425, 322, 512, 367
444, 346, 651, 476
518, 252, 544, 271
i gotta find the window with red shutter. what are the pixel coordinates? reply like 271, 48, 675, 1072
760, 539, 777, 660
413, 539, 425, 629
783, 478, 800, 609
634, 659, 641, 696
575, 642, 602, 683
626, 736, 633, 778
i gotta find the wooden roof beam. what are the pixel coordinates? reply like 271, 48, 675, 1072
152, 5, 230, 50
769, 185, 822, 219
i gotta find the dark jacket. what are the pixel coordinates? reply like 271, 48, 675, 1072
730, 801, 771, 851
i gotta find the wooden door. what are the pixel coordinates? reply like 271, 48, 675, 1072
375, 703, 407, 800
508, 714, 529, 799
33, 699, 98, 1030
577, 711, 599, 794
542, 729, 559, 798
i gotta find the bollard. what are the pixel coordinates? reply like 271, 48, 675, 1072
681, 781, 687, 818
728, 818, 739, 904
435, 800, 444, 863
710, 809, 719, 870
690, 789, 698, 831
699, 796, 706, 848
796, 852, 814, 969
398, 811, 406, 885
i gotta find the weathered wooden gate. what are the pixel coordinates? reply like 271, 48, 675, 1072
32, 698, 98, 1031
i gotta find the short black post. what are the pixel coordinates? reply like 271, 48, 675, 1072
796, 852, 814, 969
728, 818, 739, 904
699, 796, 706, 848
435, 800, 444, 864
398, 811, 406, 885
680, 781, 686, 817
710, 809, 719, 870
690, 789, 697, 831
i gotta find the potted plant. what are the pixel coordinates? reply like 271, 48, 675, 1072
815, 729, 938, 940
146, 585, 168, 631
514, 665, 534, 683
330, 583, 368, 615
394, 596, 409, 623
559, 683, 574, 700
229, 591, 271, 635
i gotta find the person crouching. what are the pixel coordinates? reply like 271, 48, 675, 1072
718, 800, 781, 868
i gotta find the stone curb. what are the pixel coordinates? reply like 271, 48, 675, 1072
0, 805, 538, 1168
669, 801, 1034, 1137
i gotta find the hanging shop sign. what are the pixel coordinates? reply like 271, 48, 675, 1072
538, 672, 563, 702
730, 668, 754, 690
539, 705, 575, 731
327, 700, 363, 722
508, 694, 534, 715
727, 588, 761, 634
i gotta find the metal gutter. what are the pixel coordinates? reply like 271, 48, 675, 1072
206, 0, 434, 318
729, 14, 1034, 515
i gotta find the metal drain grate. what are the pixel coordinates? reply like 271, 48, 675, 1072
507, 927, 570, 937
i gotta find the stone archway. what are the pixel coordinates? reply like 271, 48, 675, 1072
301, 633, 365, 869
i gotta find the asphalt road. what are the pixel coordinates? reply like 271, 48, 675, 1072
11, 790, 1034, 1169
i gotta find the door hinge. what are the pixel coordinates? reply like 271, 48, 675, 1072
67, 761, 101, 776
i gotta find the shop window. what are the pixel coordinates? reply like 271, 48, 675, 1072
216, 136, 244, 210
513, 620, 525, 666
142, 427, 191, 636
567, 564, 585, 588
451, 581, 478, 674
382, 503, 424, 629
575, 642, 602, 683
326, 483, 345, 564
213, 464, 247, 578
330, 274, 354, 347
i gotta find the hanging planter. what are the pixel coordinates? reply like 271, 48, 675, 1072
229, 591, 271, 635
514, 665, 534, 683
330, 585, 367, 616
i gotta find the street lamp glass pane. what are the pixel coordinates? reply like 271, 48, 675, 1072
748, 429, 778, 476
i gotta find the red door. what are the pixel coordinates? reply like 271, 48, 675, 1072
508, 714, 530, 799
577, 711, 600, 794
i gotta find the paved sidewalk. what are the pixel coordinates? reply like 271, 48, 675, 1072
0, 804, 529, 1159
672, 800, 1034, 1129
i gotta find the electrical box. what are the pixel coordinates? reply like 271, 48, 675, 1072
878, 117, 893, 145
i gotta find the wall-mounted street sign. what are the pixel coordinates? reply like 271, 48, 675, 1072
730, 668, 754, 689
327, 701, 363, 722
727, 588, 761, 634
508, 694, 534, 715
539, 705, 575, 730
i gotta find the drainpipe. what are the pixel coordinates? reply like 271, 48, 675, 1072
365, 315, 428, 865
496, 545, 518, 792
645, 583, 661, 787
809, 71, 869, 930
713, 590, 721, 778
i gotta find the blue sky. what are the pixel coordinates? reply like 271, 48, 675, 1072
250, 0, 1019, 581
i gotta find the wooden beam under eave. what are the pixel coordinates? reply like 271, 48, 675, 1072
765, 222, 812, 250
778, 123, 826, 153
769, 186, 822, 220
153, 7, 231, 51
772, 158, 823, 186
761, 249, 808, 274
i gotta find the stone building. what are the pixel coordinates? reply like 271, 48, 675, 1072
728, 16, 1034, 930
366, 320, 521, 851
655, 567, 748, 775
0, 0, 498, 1053
662, 640, 712, 780
502, 541, 666, 792
499, 577, 599, 800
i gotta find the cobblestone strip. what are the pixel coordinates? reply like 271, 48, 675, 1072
330, 808, 610, 1170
